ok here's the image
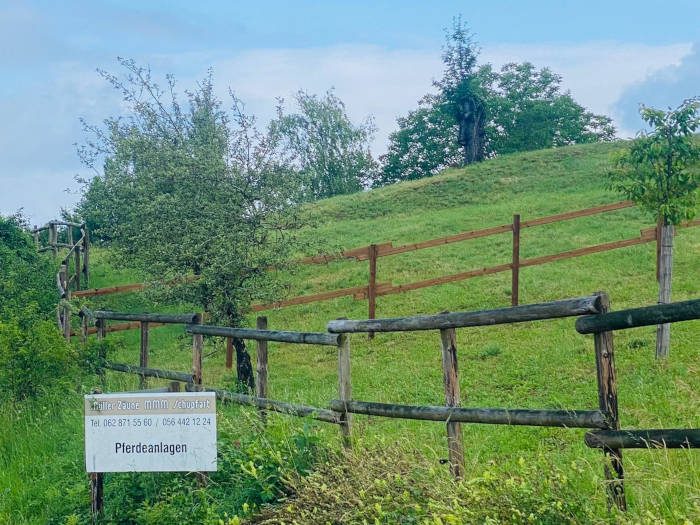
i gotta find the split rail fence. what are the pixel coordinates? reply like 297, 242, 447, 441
70, 201, 700, 339
79, 294, 700, 512
35, 220, 91, 338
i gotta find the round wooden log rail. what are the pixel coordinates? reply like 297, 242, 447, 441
94, 311, 199, 324
327, 296, 602, 333
328, 400, 609, 429
103, 362, 195, 383
185, 324, 340, 346
585, 429, 700, 449
198, 387, 341, 424
576, 299, 700, 334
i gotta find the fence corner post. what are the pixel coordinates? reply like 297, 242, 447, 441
592, 291, 626, 511
255, 316, 269, 425
337, 324, 352, 448
439, 323, 465, 479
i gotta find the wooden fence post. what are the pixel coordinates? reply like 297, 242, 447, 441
593, 291, 626, 511
226, 338, 233, 369
74, 244, 81, 291
49, 222, 57, 257
192, 314, 203, 389
82, 228, 90, 289
256, 316, 269, 424
656, 222, 674, 359
337, 328, 352, 447
512, 214, 520, 306
90, 472, 104, 523
656, 220, 662, 283
439, 325, 465, 478
81, 312, 88, 346
63, 291, 71, 343
89, 387, 103, 524
140, 322, 150, 389
368, 244, 378, 340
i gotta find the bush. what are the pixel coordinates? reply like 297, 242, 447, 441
0, 215, 57, 321
249, 445, 599, 524
0, 313, 77, 400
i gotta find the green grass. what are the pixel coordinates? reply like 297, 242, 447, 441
2, 141, 699, 523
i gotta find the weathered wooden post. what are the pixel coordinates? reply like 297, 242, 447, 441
67, 225, 73, 248
512, 214, 520, 306
337, 326, 352, 448
74, 244, 81, 290
80, 312, 88, 346
62, 268, 71, 343
168, 381, 181, 392
593, 291, 626, 511
82, 227, 90, 288
225, 338, 233, 369
368, 244, 378, 340
89, 387, 103, 524
439, 324, 465, 478
140, 321, 150, 389
33, 225, 38, 247
192, 313, 203, 390
49, 221, 57, 257
656, 222, 674, 359
256, 316, 269, 424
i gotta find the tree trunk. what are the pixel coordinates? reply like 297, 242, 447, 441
233, 338, 255, 391
456, 98, 486, 165
656, 220, 674, 359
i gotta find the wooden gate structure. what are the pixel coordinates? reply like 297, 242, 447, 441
79, 295, 699, 512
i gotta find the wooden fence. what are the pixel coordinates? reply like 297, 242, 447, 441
70, 201, 700, 339
79, 295, 700, 512
37, 220, 91, 338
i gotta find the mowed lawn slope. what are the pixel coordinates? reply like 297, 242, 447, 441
9, 141, 697, 522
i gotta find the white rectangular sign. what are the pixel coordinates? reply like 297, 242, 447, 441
85, 392, 217, 473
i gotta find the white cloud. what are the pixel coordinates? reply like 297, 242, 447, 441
2, 40, 694, 223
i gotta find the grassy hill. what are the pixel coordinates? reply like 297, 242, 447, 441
2, 142, 699, 523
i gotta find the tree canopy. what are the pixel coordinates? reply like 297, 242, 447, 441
78, 60, 307, 327
608, 98, 699, 225
379, 18, 616, 186
273, 90, 377, 200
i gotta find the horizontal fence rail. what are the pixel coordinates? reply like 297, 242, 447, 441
94, 311, 200, 324
185, 324, 340, 346
576, 299, 700, 334
585, 429, 700, 449
328, 400, 609, 429
327, 296, 601, 333
102, 362, 195, 383
198, 386, 341, 424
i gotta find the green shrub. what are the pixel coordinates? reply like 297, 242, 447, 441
0, 215, 56, 321
250, 445, 599, 524
0, 313, 77, 400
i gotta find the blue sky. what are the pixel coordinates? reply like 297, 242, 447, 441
2, 0, 699, 223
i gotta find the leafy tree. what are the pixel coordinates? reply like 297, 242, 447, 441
376, 95, 461, 186
379, 20, 616, 186
273, 90, 377, 200
608, 98, 700, 358
486, 62, 615, 154
434, 17, 487, 166
78, 59, 310, 388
